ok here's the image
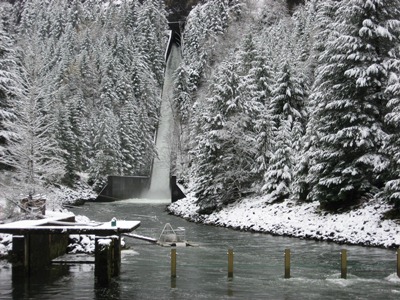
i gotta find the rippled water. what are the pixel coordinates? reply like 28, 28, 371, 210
1, 199, 399, 299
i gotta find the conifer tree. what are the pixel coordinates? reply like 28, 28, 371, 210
119, 98, 142, 175
89, 107, 122, 191
172, 65, 193, 124
193, 57, 257, 212
56, 102, 76, 186
264, 61, 305, 201
238, 36, 274, 187
1, 72, 65, 198
270, 61, 306, 131
0, 20, 23, 167
136, 0, 167, 86
383, 52, 400, 210
307, 0, 400, 210
262, 119, 292, 202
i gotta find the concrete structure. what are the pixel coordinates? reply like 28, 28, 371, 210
96, 176, 150, 201
96, 175, 185, 202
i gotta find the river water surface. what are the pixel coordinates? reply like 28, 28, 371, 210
1, 199, 399, 299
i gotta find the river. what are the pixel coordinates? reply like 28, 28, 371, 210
1, 199, 399, 299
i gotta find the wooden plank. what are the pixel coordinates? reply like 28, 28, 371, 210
123, 233, 157, 243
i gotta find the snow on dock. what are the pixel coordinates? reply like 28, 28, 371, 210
0, 215, 140, 235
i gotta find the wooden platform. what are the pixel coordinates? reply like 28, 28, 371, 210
0, 215, 141, 284
0, 217, 140, 235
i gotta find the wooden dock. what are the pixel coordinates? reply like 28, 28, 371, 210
0, 216, 140, 235
0, 215, 140, 285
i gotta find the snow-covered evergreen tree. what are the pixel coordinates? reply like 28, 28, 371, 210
0, 19, 23, 168
238, 36, 275, 188
383, 48, 400, 211
307, 0, 400, 210
172, 65, 193, 124
263, 61, 305, 201
119, 98, 142, 176
1, 72, 65, 198
136, 0, 167, 86
270, 61, 306, 132
262, 119, 292, 203
89, 107, 122, 191
193, 57, 258, 212
182, 0, 242, 91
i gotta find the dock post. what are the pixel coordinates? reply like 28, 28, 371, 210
95, 237, 114, 286
397, 249, 400, 278
11, 236, 25, 265
23, 233, 30, 274
112, 235, 121, 276
341, 249, 347, 279
284, 249, 291, 279
171, 248, 177, 278
228, 248, 234, 278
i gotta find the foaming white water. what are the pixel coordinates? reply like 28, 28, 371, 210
146, 44, 182, 199
112, 198, 171, 205
385, 273, 400, 283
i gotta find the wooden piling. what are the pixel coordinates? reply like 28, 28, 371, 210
95, 237, 114, 286
341, 249, 347, 279
11, 236, 25, 264
397, 249, 400, 278
171, 248, 177, 278
284, 249, 291, 279
228, 248, 234, 278
112, 235, 121, 277
23, 233, 30, 274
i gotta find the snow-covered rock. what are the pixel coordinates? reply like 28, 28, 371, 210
0, 234, 13, 258
68, 234, 96, 254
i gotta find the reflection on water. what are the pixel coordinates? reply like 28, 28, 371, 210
1, 200, 399, 299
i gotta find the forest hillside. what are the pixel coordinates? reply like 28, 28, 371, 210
0, 0, 400, 224
172, 0, 400, 220
0, 0, 167, 214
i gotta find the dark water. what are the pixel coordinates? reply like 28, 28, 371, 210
1, 199, 399, 299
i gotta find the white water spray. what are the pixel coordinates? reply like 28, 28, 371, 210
146, 44, 182, 199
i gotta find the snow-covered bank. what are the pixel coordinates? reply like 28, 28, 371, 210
168, 193, 400, 249
0, 182, 97, 259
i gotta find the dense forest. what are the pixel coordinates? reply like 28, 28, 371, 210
0, 0, 167, 209
1, 0, 400, 218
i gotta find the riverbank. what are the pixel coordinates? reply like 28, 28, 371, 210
168, 192, 400, 249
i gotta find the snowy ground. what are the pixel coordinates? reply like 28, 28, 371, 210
0, 182, 97, 258
168, 192, 400, 249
